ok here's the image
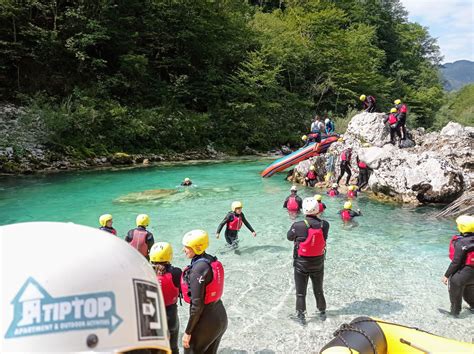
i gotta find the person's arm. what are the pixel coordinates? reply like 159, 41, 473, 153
297, 196, 303, 209
171, 267, 182, 290
287, 222, 298, 241
283, 196, 289, 209
125, 230, 133, 243
146, 231, 155, 251
241, 213, 255, 233
350, 210, 361, 217
321, 220, 330, 241
216, 214, 230, 234
444, 241, 466, 278
185, 262, 212, 334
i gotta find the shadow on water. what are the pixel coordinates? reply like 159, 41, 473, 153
326, 298, 404, 317
220, 349, 276, 354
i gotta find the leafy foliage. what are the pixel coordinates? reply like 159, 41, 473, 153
0, 0, 445, 154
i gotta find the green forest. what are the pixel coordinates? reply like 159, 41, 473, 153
0, 0, 449, 155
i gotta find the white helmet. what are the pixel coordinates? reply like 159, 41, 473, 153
0, 222, 171, 353
325, 118, 330, 124
302, 197, 320, 215
290, 186, 297, 192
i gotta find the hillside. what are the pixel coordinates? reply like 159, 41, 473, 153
441, 60, 474, 91
434, 84, 474, 129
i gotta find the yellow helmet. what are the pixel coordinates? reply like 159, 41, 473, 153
99, 214, 112, 227
302, 135, 308, 141
149, 242, 173, 263
231, 201, 243, 211
136, 214, 150, 227
344, 201, 352, 209
394, 99, 401, 105
182, 229, 209, 255
310, 165, 316, 171
456, 215, 474, 234
360, 94, 366, 101
348, 185, 357, 191
390, 108, 397, 113
314, 194, 322, 201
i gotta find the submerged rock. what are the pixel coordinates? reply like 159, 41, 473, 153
115, 189, 178, 203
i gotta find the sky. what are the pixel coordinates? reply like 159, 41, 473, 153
400, 0, 473, 63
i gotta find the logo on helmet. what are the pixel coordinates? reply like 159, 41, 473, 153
5, 277, 123, 339
133, 279, 164, 340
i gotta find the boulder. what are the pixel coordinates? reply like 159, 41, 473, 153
110, 152, 134, 165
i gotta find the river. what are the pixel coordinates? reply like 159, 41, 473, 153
0, 159, 471, 352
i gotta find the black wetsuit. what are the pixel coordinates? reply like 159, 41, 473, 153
444, 233, 474, 315
160, 265, 182, 354
338, 209, 362, 220
363, 96, 376, 112
356, 157, 369, 189
395, 103, 408, 140
99, 226, 117, 235
384, 114, 401, 145
283, 193, 303, 211
287, 215, 330, 314
183, 253, 228, 354
125, 226, 155, 259
216, 212, 255, 246
336, 150, 352, 186
181, 181, 193, 186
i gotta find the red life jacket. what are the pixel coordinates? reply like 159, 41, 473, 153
287, 196, 300, 212
399, 104, 407, 114
388, 113, 398, 125
307, 171, 316, 180
347, 190, 356, 198
449, 235, 474, 266
227, 214, 242, 231
358, 161, 367, 169
341, 150, 351, 161
297, 219, 326, 257
341, 209, 352, 221
130, 229, 148, 257
318, 202, 325, 213
157, 272, 179, 307
328, 189, 337, 197
181, 258, 224, 304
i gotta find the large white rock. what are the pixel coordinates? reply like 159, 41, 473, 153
345, 112, 390, 147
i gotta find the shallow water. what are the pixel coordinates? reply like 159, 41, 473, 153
0, 159, 472, 352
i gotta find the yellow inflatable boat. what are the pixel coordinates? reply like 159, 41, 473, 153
320, 316, 473, 354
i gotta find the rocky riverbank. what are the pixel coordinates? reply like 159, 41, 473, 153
0, 104, 229, 174
289, 112, 473, 205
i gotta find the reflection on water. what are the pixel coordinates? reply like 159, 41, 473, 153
0, 159, 469, 352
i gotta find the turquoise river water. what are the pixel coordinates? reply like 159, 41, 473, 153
0, 159, 472, 352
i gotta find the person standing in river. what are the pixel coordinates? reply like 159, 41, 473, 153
126, 214, 155, 259
216, 201, 256, 249
442, 215, 474, 317
287, 197, 329, 325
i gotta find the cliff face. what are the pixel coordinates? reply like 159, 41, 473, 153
292, 112, 473, 205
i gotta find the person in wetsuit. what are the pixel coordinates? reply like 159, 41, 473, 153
181, 230, 227, 353
181, 177, 193, 186
284, 186, 303, 212
360, 94, 376, 113
394, 99, 408, 140
126, 214, 155, 259
216, 201, 256, 248
302, 133, 321, 148
314, 194, 327, 214
305, 165, 318, 187
98, 214, 117, 235
327, 183, 340, 197
338, 201, 361, 222
149, 242, 182, 354
324, 118, 335, 135
356, 155, 369, 190
384, 108, 401, 146
287, 197, 330, 325
336, 148, 352, 186
442, 215, 474, 317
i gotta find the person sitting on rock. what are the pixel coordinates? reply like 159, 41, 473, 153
327, 183, 339, 197
384, 108, 401, 146
359, 94, 376, 113
305, 166, 318, 187
181, 177, 193, 186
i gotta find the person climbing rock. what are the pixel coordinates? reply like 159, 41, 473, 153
336, 148, 352, 186
181, 230, 227, 353
327, 183, 340, 197
394, 99, 408, 140
360, 94, 376, 113
305, 165, 318, 187
442, 215, 474, 317
126, 214, 155, 259
287, 197, 329, 325
181, 177, 193, 186
314, 194, 327, 213
338, 201, 362, 222
356, 155, 369, 189
284, 186, 303, 212
150, 242, 182, 354
347, 185, 358, 198
384, 108, 401, 146
216, 201, 256, 249
98, 214, 117, 235
325, 118, 335, 135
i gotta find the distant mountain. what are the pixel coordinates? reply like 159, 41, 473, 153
440, 60, 474, 91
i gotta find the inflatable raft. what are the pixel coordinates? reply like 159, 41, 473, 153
320, 316, 473, 354
261, 135, 339, 178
